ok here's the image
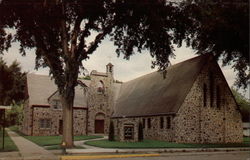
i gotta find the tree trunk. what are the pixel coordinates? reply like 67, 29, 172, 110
61, 90, 74, 148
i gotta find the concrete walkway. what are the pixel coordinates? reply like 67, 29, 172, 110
6, 129, 57, 160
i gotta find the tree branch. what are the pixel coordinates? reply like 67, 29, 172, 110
60, 2, 69, 58
70, 16, 83, 59
85, 24, 113, 56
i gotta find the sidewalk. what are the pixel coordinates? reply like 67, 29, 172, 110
6, 129, 58, 160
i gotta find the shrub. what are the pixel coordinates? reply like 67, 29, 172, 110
109, 121, 115, 141
138, 122, 143, 141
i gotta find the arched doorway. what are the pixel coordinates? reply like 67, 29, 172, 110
95, 113, 105, 134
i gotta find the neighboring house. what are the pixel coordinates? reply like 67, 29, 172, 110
21, 55, 243, 144
243, 122, 250, 137
112, 54, 243, 143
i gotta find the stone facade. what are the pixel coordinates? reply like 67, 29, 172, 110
22, 105, 87, 136
112, 58, 243, 143
21, 63, 116, 136
22, 56, 243, 144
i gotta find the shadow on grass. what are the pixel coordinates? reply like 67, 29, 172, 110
0, 128, 18, 152
85, 139, 250, 149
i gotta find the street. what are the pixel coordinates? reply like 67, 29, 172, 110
92, 151, 250, 160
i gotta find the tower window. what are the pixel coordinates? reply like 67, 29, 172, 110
97, 81, 105, 93
203, 84, 207, 107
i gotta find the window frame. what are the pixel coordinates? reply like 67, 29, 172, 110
124, 124, 134, 140
39, 119, 51, 129
160, 117, 164, 129
166, 117, 171, 129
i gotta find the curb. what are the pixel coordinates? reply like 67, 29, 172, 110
61, 153, 160, 160
64, 147, 250, 154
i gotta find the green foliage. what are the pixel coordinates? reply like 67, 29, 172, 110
0, 58, 26, 105
6, 103, 23, 126
82, 76, 91, 80
180, 0, 249, 89
85, 139, 250, 149
108, 120, 115, 141
138, 122, 143, 141
0, 0, 248, 146
231, 87, 250, 122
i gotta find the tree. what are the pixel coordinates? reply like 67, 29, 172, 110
0, 0, 185, 147
6, 103, 24, 126
108, 120, 114, 141
0, 0, 248, 147
231, 88, 250, 122
138, 122, 143, 141
0, 58, 26, 105
179, 0, 249, 89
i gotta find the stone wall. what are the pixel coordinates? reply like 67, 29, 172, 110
113, 60, 243, 143
31, 106, 87, 136
174, 60, 242, 143
113, 115, 174, 142
21, 100, 32, 135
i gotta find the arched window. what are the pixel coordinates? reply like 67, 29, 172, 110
203, 84, 207, 107
97, 81, 104, 93
209, 72, 214, 107
216, 86, 220, 109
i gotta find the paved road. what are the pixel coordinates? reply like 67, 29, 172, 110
97, 151, 250, 160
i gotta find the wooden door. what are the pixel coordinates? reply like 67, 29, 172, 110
59, 120, 63, 135
95, 120, 104, 133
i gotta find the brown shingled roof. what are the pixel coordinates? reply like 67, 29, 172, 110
112, 55, 210, 118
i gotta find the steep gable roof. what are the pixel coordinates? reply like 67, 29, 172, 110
26, 74, 90, 107
112, 55, 209, 118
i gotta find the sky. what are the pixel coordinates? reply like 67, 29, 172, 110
1, 36, 249, 98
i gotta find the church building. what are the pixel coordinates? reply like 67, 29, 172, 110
21, 54, 243, 144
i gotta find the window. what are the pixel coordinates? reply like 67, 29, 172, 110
166, 117, 171, 129
39, 119, 51, 129
142, 118, 145, 129
97, 81, 105, 93
160, 117, 164, 129
203, 84, 207, 107
147, 118, 151, 129
124, 124, 134, 140
52, 100, 62, 110
216, 86, 221, 109
209, 72, 214, 107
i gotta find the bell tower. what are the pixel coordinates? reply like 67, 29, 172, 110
106, 63, 114, 76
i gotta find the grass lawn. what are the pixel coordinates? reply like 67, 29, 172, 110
85, 139, 250, 149
9, 126, 103, 147
0, 128, 18, 152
